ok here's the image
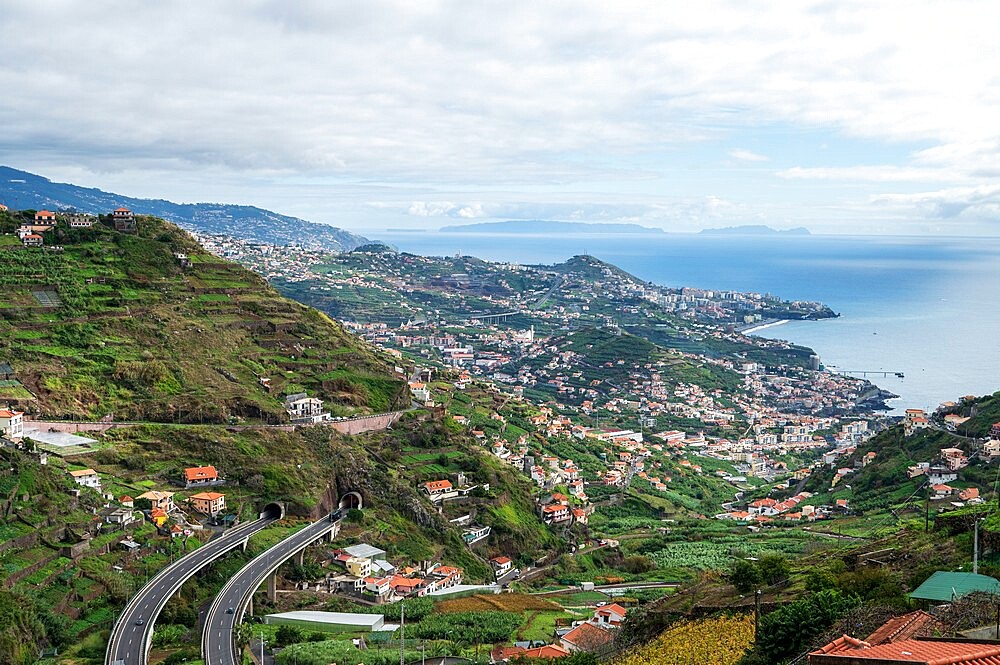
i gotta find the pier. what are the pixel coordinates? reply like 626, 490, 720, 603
838, 370, 905, 379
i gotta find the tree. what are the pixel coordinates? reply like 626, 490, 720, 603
746, 589, 859, 663
622, 555, 656, 574
757, 554, 790, 585
730, 559, 763, 593
134, 497, 153, 511
275, 624, 304, 647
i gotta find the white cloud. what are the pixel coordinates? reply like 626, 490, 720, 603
873, 184, 1000, 220
778, 165, 965, 183
728, 149, 769, 163
2, 1, 1000, 232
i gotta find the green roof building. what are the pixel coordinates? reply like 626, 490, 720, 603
908, 571, 1000, 602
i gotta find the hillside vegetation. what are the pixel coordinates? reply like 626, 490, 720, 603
0, 210, 406, 422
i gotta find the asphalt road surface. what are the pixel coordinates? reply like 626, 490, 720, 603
106, 513, 279, 665
203, 514, 341, 665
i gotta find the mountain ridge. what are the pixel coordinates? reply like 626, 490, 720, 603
0, 165, 368, 251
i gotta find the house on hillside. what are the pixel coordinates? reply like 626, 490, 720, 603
100, 506, 136, 526
542, 504, 571, 524
560, 622, 613, 653
68, 468, 100, 489
589, 603, 627, 628
137, 490, 175, 512
149, 508, 168, 527
808, 635, 999, 664
490, 556, 513, 578
21, 233, 43, 247
112, 207, 136, 232
343, 543, 387, 563
34, 210, 56, 223
184, 465, 222, 488
0, 409, 23, 440
284, 393, 330, 423
462, 524, 491, 546
930, 484, 954, 500
189, 491, 226, 516
421, 479, 455, 501
67, 214, 95, 228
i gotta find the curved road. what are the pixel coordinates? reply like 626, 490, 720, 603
203, 513, 342, 665
106, 512, 279, 665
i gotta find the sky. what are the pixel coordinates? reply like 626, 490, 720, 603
2, 1, 1000, 235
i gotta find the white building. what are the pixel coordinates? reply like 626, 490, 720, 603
68, 468, 101, 489
284, 393, 330, 423
0, 409, 23, 440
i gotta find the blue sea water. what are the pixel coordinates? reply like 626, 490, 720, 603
371, 230, 1000, 413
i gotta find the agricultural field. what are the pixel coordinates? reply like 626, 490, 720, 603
625, 531, 836, 571
615, 614, 754, 665
434, 592, 560, 614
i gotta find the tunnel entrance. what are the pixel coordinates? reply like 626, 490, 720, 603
260, 502, 285, 520
339, 492, 363, 511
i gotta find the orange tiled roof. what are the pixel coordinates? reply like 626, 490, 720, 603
562, 622, 613, 650
810, 637, 1000, 663
184, 465, 218, 481
190, 491, 225, 501
864, 611, 939, 645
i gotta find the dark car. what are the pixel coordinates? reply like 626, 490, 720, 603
134, 618, 144, 626
225, 607, 235, 614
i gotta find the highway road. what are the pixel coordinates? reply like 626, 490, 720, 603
203, 512, 342, 665
105, 509, 280, 665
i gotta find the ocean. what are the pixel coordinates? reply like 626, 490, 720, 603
370, 230, 1000, 413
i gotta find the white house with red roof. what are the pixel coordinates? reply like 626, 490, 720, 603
561, 622, 614, 653
490, 556, 513, 577
0, 408, 24, 440
589, 603, 628, 628
68, 468, 101, 489
184, 465, 220, 487
421, 479, 455, 502
931, 484, 955, 500
542, 504, 571, 524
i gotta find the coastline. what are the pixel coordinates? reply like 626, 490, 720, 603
740, 318, 789, 335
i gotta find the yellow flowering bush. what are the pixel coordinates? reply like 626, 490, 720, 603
614, 614, 754, 665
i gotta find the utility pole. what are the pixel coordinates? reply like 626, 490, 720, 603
974, 518, 983, 575
925, 483, 930, 533
753, 589, 762, 639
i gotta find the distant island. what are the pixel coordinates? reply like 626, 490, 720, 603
699, 224, 811, 236
441, 220, 667, 234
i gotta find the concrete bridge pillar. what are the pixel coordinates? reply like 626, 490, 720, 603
246, 595, 253, 616
267, 572, 277, 601
328, 523, 340, 541
295, 549, 304, 566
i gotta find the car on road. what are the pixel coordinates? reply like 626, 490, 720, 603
134, 618, 144, 626
226, 607, 235, 614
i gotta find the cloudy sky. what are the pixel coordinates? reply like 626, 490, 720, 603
2, 1, 1000, 234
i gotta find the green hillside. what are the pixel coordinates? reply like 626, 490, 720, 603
0, 210, 407, 422
0, 212, 562, 662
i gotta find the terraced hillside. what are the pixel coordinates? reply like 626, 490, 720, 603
0, 210, 407, 422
